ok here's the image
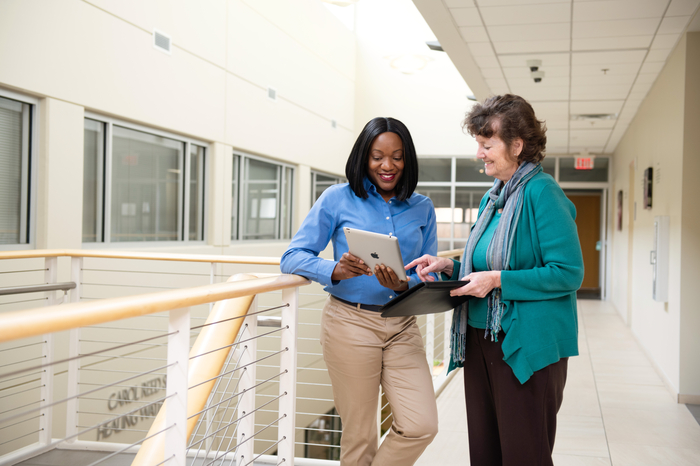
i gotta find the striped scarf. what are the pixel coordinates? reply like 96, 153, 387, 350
450, 162, 542, 367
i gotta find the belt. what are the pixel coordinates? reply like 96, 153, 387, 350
333, 296, 383, 312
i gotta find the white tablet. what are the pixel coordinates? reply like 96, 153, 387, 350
343, 227, 407, 281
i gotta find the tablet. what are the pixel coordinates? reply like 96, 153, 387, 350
380, 280, 471, 317
343, 227, 407, 281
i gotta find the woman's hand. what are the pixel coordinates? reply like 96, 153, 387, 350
450, 271, 501, 298
404, 255, 454, 282
331, 253, 372, 281
374, 264, 409, 292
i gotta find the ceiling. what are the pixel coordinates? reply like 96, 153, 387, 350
413, 0, 700, 155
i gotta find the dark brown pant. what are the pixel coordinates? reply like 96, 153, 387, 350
463, 325, 568, 466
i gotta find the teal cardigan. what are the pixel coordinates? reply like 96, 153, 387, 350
449, 172, 584, 384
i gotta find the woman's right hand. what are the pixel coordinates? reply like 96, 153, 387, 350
404, 255, 453, 282
331, 252, 373, 281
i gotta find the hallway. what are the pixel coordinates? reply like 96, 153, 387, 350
416, 300, 700, 466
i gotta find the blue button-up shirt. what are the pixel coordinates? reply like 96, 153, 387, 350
281, 177, 437, 305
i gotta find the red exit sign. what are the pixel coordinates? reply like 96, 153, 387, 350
575, 157, 594, 170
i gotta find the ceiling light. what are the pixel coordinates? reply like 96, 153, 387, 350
387, 54, 433, 74
570, 113, 617, 121
321, 0, 358, 6
426, 41, 444, 52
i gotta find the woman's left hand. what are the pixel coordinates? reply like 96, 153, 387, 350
450, 271, 501, 298
374, 264, 409, 292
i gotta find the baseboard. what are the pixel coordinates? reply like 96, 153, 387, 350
679, 394, 700, 405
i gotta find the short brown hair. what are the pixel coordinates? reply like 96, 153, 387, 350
463, 94, 547, 164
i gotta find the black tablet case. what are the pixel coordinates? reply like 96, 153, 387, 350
380, 281, 471, 317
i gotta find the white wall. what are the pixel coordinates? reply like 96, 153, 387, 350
0, 0, 356, 253
610, 32, 700, 400
679, 31, 700, 401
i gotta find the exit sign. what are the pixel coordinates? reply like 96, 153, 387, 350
575, 157, 595, 170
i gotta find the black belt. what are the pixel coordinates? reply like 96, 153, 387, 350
333, 296, 383, 312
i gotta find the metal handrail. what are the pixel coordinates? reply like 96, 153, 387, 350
0, 282, 76, 296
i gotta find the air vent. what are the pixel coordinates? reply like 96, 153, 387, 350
153, 29, 171, 54
570, 113, 617, 121
331, 119, 337, 129
268, 87, 277, 101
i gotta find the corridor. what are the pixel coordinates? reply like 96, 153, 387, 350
416, 300, 700, 466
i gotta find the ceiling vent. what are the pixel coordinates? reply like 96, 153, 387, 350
268, 87, 277, 101
153, 29, 171, 54
571, 113, 617, 121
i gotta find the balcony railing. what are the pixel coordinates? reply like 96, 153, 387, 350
0, 249, 460, 466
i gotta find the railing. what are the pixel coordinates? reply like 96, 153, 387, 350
0, 249, 460, 466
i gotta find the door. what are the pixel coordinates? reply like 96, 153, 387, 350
566, 191, 602, 299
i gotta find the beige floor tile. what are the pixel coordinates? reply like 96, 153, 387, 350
596, 381, 677, 411
608, 442, 700, 466
554, 415, 610, 458
560, 387, 602, 417
588, 349, 655, 367
591, 363, 664, 387
602, 406, 700, 449
553, 453, 611, 466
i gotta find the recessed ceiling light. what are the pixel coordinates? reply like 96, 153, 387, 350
321, 0, 358, 6
386, 54, 433, 74
570, 113, 618, 121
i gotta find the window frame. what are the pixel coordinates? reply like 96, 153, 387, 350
416, 155, 612, 250
310, 170, 345, 206
84, 111, 209, 247
232, 151, 295, 242
0, 88, 38, 251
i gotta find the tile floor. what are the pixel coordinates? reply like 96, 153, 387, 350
416, 300, 700, 466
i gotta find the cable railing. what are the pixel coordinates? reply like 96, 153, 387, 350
0, 249, 460, 466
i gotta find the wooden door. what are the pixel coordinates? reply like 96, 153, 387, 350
566, 192, 602, 296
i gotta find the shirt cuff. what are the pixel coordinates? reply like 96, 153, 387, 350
317, 259, 339, 287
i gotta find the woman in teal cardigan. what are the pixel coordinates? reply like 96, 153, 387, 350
406, 94, 584, 466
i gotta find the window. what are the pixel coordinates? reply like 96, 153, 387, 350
232, 153, 293, 241
311, 171, 344, 205
417, 155, 610, 251
0, 93, 33, 246
83, 116, 206, 243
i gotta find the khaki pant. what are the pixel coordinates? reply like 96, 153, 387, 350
320, 296, 438, 466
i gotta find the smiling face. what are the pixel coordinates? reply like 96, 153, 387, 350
367, 132, 404, 201
475, 127, 523, 182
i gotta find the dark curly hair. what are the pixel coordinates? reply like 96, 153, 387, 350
345, 117, 418, 201
463, 94, 547, 164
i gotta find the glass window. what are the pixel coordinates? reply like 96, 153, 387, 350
415, 186, 452, 252
111, 126, 183, 242
234, 154, 293, 241
559, 157, 609, 182
456, 158, 492, 182
418, 158, 451, 182
454, 188, 488, 250
83, 119, 104, 243
541, 157, 555, 177
311, 171, 344, 204
0, 96, 31, 245
188, 144, 205, 241
83, 117, 206, 243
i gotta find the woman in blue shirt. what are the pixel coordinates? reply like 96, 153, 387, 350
281, 117, 438, 466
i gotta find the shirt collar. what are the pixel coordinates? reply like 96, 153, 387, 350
362, 177, 412, 205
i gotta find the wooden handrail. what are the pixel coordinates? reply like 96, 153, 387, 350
0, 249, 280, 265
0, 274, 310, 343
438, 248, 463, 258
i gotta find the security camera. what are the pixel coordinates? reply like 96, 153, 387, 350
531, 70, 545, 83
527, 59, 542, 72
